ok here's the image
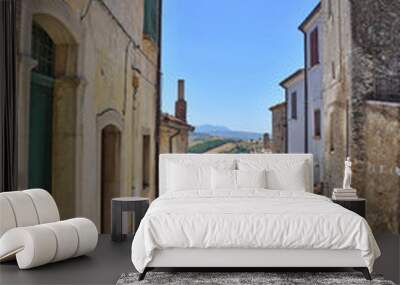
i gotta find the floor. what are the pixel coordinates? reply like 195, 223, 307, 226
0, 235, 135, 285
1, 233, 399, 285
374, 232, 400, 284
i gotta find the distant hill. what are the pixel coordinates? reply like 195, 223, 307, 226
195, 125, 231, 133
192, 124, 262, 141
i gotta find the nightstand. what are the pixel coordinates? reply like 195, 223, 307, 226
332, 198, 366, 218
111, 197, 149, 242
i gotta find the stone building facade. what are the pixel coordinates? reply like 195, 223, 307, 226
15, 0, 161, 233
280, 69, 305, 154
278, 4, 325, 186
321, 0, 400, 233
160, 80, 194, 153
299, 4, 325, 185
269, 102, 287, 153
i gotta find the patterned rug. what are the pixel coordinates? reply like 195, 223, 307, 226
116, 271, 396, 285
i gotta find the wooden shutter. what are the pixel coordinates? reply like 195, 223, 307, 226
143, 0, 159, 43
310, 28, 319, 66
291, 92, 297, 119
314, 109, 321, 137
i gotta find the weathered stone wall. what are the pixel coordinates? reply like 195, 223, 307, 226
270, 103, 287, 153
349, 0, 400, 233
159, 126, 172, 154
175, 128, 190, 153
322, 0, 400, 233
160, 124, 191, 154
362, 101, 400, 233
321, 0, 353, 197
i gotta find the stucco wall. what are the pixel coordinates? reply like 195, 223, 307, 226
286, 77, 305, 153
304, 14, 325, 184
78, 0, 159, 224
16, 0, 159, 231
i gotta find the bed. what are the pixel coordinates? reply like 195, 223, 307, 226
131, 154, 380, 280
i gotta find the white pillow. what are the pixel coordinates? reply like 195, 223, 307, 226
167, 162, 211, 191
211, 168, 236, 190
238, 159, 307, 191
236, 169, 267, 189
266, 164, 306, 191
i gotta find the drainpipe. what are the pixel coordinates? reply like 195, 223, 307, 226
123, 40, 133, 115
80, 0, 93, 21
284, 88, 288, 153
303, 31, 309, 153
345, 99, 349, 157
168, 127, 181, 153
154, 0, 163, 198
338, 0, 349, 157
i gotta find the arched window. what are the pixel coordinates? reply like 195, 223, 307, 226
32, 23, 55, 77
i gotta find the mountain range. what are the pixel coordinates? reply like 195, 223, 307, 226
191, 124, 262, 141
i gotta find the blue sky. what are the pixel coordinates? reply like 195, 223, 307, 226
161, 0, 319, 133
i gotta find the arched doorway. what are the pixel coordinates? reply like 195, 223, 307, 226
28, 23, 55, 192
101, 125, 122, 233
26, 14, 79, 220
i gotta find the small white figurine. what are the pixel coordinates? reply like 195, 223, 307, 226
343, 157, 352, 189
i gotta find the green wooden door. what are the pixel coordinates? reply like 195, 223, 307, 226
28, 24, 55, 192
28, 73, 54, 192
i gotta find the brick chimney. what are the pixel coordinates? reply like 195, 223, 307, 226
175, 79, 187, 122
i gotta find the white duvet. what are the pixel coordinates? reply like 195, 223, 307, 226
131, 190, 380, 273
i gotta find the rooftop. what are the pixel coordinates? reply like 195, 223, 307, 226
269, 101, 286, 111
298, 2, 321, 32
161, 113, 195, 131
279, 68, 305, 88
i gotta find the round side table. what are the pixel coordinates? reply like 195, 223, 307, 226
111, 197, 149, 242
